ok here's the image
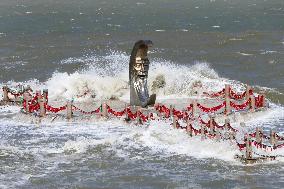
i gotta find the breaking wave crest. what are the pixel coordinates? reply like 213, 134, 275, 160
1, 50, 281, 104
43, 51, 233, 101
0, 50, 284, 180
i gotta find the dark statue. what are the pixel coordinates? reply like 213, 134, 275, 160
129, 40, 156, 107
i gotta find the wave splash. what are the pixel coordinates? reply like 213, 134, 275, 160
43, 51, 234, 101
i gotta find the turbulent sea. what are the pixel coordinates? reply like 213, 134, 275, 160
0, 0, 284, 188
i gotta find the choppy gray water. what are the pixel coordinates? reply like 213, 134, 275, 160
0, 0, 284, 188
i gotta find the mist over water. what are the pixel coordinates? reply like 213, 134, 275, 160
0, 0, 284, 188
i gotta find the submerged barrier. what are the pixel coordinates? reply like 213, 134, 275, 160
203, 84, 253, 100
203, 84, 266, 109
172, 117, 284, 163
1, 84, 279, 163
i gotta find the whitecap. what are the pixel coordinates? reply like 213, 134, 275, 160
260, 50, 277, 55
229, 38, 243, 41
237, 52, 253, 56
136, 2, 146, 5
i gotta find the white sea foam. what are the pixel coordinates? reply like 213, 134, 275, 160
260, 50, 277, 55
136, 121, 239, 161
1, 107, 284, 164
240, 106, 284, 130
63, 136, 114, 154
59, 55, 98, 65
0, 105, 20, 115
229, 38, 243, 41
0, 51, 279, 103
237, 52, 253, 56
1, 51, 284, 164
43, 52, 231, 101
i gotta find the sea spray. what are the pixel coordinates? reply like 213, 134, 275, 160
44, 52, 232, 101
1, 51, 280, 103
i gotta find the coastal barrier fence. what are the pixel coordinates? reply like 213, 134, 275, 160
2, 84, 282, 162
2, 84, 266, 118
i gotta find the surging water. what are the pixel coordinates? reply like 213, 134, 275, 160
1, 0, 284, 188
1, 107, 284, 188
1, 53, 284, 188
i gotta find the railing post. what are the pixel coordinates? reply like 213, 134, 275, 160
169, 104, 173, 119
43, 89, 48, 103
124, 104, 129, 121
102, 102, 108, 118
39, 95, 46, 117
245, 135, 253, 159
224, 118, 230, 131
2, 86, 9, 103
255, 127, 262, 144
24, 95, 29, 113
246, 85, 251, 100
215, 128, 221, 141
259, 127, 263, 142
250, 95, 255, 112
147, 112, 152, 123
259, 90, 266, 107
155, 103, 162, 120
186, 119, 193, 137
182, 108, 186, 120
209, 114, 214, 135
173, 115, 177, 128
200, 124, 205, 140
66, 100, 72, 119
270, 129, 277, 147
192, 100, 197, 118
136, 107, 142, 124
225, 84, 231, 115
